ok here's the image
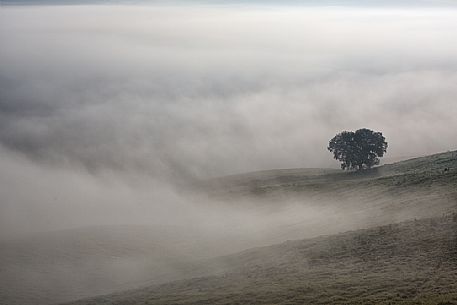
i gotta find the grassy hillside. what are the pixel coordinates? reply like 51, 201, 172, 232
205, 150, 457, 199
64, 214, 457, 305
205, 151, 457, 227
195, 151, 457, 251
2, 151, 456, 305
60, 151, 457, 305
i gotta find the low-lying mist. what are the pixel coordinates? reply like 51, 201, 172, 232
0, 144, 352, 244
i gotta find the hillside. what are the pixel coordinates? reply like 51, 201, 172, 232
64, 214, 457, 305
0, 220, 260, 305
201, 151, 457, 241
61, 151, 457, 305
0, 224, 289, 305
205, 150, 457, 200
2, 151, 456, 305
0, 225, 228, 305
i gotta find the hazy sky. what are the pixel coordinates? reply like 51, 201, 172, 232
1, 5, 457, 178
2, 1, 457, 6
1, 4, 457, 235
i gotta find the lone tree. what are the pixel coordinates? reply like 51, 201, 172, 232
328, 128, 387, 170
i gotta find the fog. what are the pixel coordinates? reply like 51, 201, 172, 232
1, 4, 456, 232
0, 4, 457, 303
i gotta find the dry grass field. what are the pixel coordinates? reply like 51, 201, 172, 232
60, 151, 457, 305
64, 214, 457, 305
1, 151, 456, 305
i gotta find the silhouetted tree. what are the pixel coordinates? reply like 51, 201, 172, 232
328, 128, 387, 170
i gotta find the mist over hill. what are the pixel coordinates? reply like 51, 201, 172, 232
1, 4, 457, 238
1, 2, 457, 304
1, 152, 456, 304
63, 215, 457, 305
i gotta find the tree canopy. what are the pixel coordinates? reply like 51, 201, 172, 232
328, 128, 388, 170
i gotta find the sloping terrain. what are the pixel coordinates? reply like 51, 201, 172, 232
65, 214, 457, 305
205, 151, 457, 202
2, 151, 456, 305
0, 223, 285, 305
0, 225, 223, 305
61, 151, 457, 305
206, 150, 457, 221
201, 151, 457, 244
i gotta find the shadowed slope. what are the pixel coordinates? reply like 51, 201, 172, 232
0, 225, 223, 305
64, 214, 457, 305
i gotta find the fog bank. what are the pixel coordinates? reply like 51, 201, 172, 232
1, 4, 457, 235
1, 6, 457, 179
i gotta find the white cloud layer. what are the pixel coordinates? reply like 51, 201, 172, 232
0, 5, 456, 236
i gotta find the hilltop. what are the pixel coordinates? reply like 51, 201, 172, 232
205, 150, 457, 199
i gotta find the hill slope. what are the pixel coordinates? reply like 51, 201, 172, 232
62, 151, 457, 305
0, 225, 225, 305
64, 214, 457, 305
202, 150, 457, 241
205, 150, 457, 201
2, 151, 456, 305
